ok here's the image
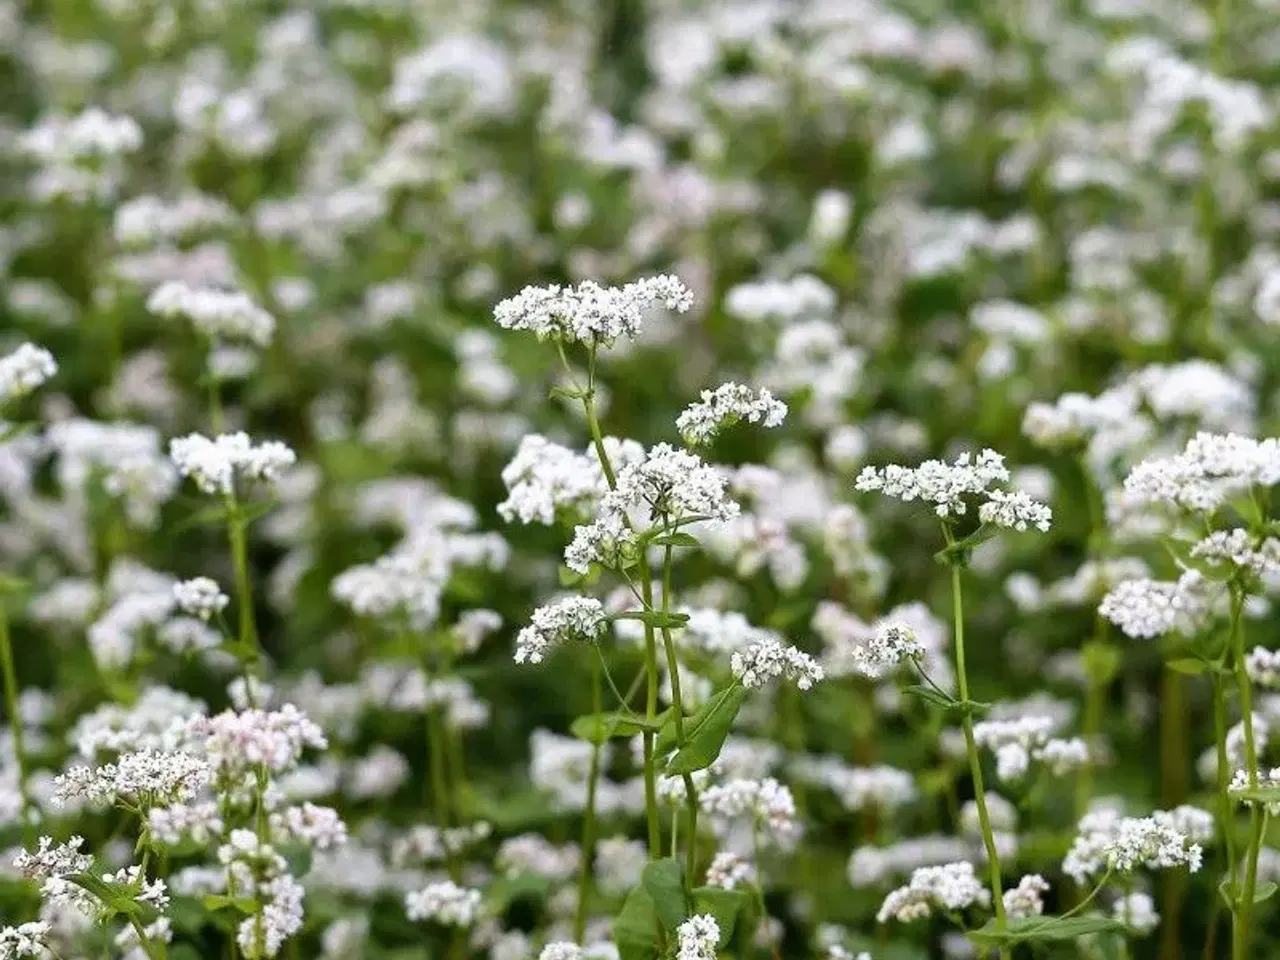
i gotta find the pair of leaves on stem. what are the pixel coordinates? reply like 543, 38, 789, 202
967, 914, 1128, 949
571, 684, 748, 776
613, 858, 749, 960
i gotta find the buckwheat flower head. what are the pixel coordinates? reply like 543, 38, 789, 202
677, 383, 787, 446
539, 944, 583, 960
1063, 809, 1203, 882
1002, 874, 1049, 919
146, 801, 224, 846
0, 921, 52, 958
404, 880, 482, 927
1123, 433, 1280, 513
496, 834, 581, 880
514, 596, 607, 665
676, 914, 720, 960
272, 803, 348, 851
855, 450, 1008, 519
173, 577, 229, 621
978, 490, 1052, 532
53, 750, 210, 809
0, 343, 57, 406
1098, 572, 1208, 639
14, 836, 91, 879
1246, 648, 1280, 688
1190, 530, 1280, 578
170, 432, 297, 496
1114, 892, 1160, 935
494, 275, 693, 345
731, 635, 824, 690
187, 704, 327, 777
852, 621, 923, 677
876, 861, 991, 924
973, 715, 1058, 781
146, 281, 275, 347
705, 851, 757, 890
497, 435, 607, 525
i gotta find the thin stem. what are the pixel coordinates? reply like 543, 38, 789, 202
944, 530, 1009, 959
0, 601, 30, 821
638, 568, 662, 858
575, 656, 604, 943
226, 499, 259, 661
1229, 585, 1261, 958
658, 538, 700, 881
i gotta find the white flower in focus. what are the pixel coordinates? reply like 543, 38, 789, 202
851, 621, 923, 677
13, 836, 92, 879
1098, 572, 1208, 639
876, 861, 991, 923
855, 450, 1008, 519
0, 921, 52, 958
514, 596, 608, 665
978, 490, 1052, 532
170, 432, 297, 496
704, 851, 757, 890
53, 750, 210, 809
677, 382, 787, 446
675, 914, 720, 960
0, 343, 57, 406
731, 635, 825, 690
494, 275, 693, 345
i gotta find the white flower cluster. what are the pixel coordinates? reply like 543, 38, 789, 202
1098, 572, 1208, 639
699, 777, 798, 844
0, 921, 51, 959
170, 432, 297, 496
173, 577, 230, 621
675, 914, 720, 960
856, 449, 1050, 529
1246, 647, 1280, 688
851, 621, 923, 677
217, 830, 305, 958
331, 549, 448, 631
876, 861, 991, 923
404, 880, 483, 927
1022, 386, 1139, 451
730, 635, 825, 690
676, 382, 787, 446
565, 443, 739, 574
13, 836, 92, 879
114, 191, 237, 247
972, 715, 1088, 781
514, 596, 608, 665
496, 834, 581, 880
1229, 767, 1280, 813
1190, 529, 1280, 578
497, 435, 609, 525
0, 343, 57, 406
53, 749, 210, 809
1002, 874, 1049, 919
187, 704, 327, 777
147, 801, 224, 846
494, 275, 693, 345
1063, 807, 1207, 882
1124, 433, 1280, 513
704, 851, 757, 890
977, 490, 1053, 533
272, 803, 349, 851
147, 282, 276, 347
791, 757, 916, 813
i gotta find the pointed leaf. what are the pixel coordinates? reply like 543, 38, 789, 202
571, 711, 667, 745
665, 685, 748, 774
613, 610, 690, 630
652, 532, 700, 548
1166, 658, 1210, 676
969, 914, 1126, 948
641, 858, 687, 932
692, 886, 748, 945
613, 881, 661, 960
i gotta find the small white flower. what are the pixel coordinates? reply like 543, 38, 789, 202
1114, 892, 1160, 935
514, 596, 608, 665
731, 635, 825, 690
1002, 874, 1049, 919
0, 343, 57, 406
677, 382, 787, 446
170, 432, 297, 496
495, 275, 693, 345
404, 880, 482, 927
173, 577, 229, 621
676, 914, 720, 960
876, 861, 991, 923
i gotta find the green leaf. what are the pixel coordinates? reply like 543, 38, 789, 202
558, 564, 602, 588
1166, 657, 1210, 676
665, 684, 749, 774
168, 946, 203, 960
1228, 785, 1280, 804
692, 886, 748, 945
612, 610, 690, 630
1255, 882, 1278, 904
641, 858, 688, 932
652, 532, 700, 548
613, 881, 661, 960
1218, 878, 1277, 908
901, 685, 989, 718
0, 572, 29, 596
969, 914, 1127, 947
201, 894, 258, 914
934, 524, 998, 566
70, 872, 145, 920
549, 385, 587, 401
1082, 641, 1122, 685
571, 711, 666, 744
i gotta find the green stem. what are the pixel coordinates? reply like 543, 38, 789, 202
638, 568, 662, 858
575, 657, 603, 942
226, 500, 259, 663
658, 539, 700, 881
0, 601, 30, 821
1229, 586, 1261, 958
944, 534, 1009, 959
